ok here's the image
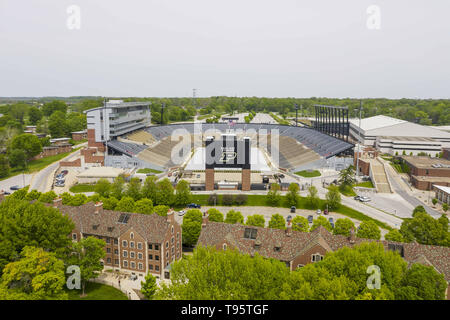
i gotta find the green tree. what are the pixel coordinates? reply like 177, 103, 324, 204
443, 203, 448, 212
207, 208, 224, 222
325, 185, 341, 210
396, 264, 447, 300
141, 273, 158, 300
384, 229, 404, 242
400, 210, 449, 246
67, 237, 105, 296
281, 242, 406, 300
310, 216, 333, 232
116, 196, 135, 212
28, 106, 43, 125
306, 185, 319, 209
42, 100, 67, 117
0, 198, 74, 274
0, 154, 10, 178
69, 194, 88, 206
155, 178, 174, 206
356, 221, 381, 240
156, 246, 289, 300
8, 149, 27, 169
267, 183, 281, 206
25, 189, 42, 201
10, 133, 42, 160
175, 180, 191, 207
94, 179, 111, 198
48, 111, 67, 138
246, 214, 266, 228
224, 210, 244, 224
134, 198, 154, 215
339, 165, 356, 187
101, 196, 118, 210
153, 205, 169, 217
291, 216, 309, 232
125, 177, 142, 201
0, 246, 67, 300
142, 176, 158, 203
110, 176, 125, 200
181, 209, 203, 246
268, 213, 286, 229
37, 191, 57, 204
286, 183, 300, 207
333, 218, 355, 237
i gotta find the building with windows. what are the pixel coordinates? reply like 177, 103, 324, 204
434, 185, 450, 206
57, 199, 181, 280
401, 155, 450, 190
349, 115, 450, 153
198, 215, 450, 298
85, 100, 151, 144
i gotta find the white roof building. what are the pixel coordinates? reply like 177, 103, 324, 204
349, 115, 450, 150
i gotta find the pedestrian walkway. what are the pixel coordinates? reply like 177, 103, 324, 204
369, 158, 392, 193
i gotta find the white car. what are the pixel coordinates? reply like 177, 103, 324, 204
359, 196, 371, 202
316, 209, 322, 214
178, 210, 186, 216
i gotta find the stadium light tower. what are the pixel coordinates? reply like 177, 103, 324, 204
295, 104, 299, 127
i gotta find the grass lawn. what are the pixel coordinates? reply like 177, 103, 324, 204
338, 185, 357, 197
71, 139, 87, 145
269, 112, 290, 125
190, 194, 392, 231
70, 183, 96, 193
137, 168, 163, 174
355, 181, 375, 188
0, 147, 82, 181
294, 170, 321, 178
66, 282, 128, 300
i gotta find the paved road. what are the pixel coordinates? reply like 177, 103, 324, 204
383, 159, 441, 218
0, 173, 33, 193
29, 147, 84, 192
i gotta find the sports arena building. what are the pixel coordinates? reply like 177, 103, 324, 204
349, 115, 450, 156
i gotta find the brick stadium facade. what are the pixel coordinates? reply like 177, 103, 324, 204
56, 200, 182, 280
198, 216, 450, 299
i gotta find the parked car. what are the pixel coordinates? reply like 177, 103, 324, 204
323, 209, 328, 215
187, 203, 201, 209
55, 183, 65, 187
10, 185, 21, 190
61, 170, 68, 176
354, 195, 361, 201
290, 206, 296, 213
307, 215, 313, 223
3, 191, 11, 195
359, 196, 371, 202
316, 209, 321, 215
328, 217, 334, 223
178, 210, 186, 216
129, 274, 138, 281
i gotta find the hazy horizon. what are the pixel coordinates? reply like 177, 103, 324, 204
1, 0, 449, 99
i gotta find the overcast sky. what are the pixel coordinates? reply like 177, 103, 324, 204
0, 0, 449, 98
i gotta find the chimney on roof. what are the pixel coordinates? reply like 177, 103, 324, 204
167, 209, 175, 223
94, 202, 103, 214
53, 197, 62, 209
286, 221, 292, 236
0, 190, 5, 202
349, 227, 356, 244
202, 212, 209, 228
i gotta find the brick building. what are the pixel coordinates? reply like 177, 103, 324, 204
56, 200, 182, 280
401, 156, 450, 190
72, 130, 87, 141
198, 216, 450, 299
